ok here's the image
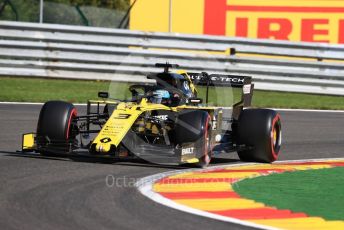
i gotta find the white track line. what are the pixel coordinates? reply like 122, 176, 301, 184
136, 158, 344, 230
270, 108, 344, 113
0, 102, 44, 105
1, 101, 344, 113
0, 102, 86, 106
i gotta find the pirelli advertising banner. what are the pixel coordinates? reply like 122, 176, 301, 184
130, 0, 344, 44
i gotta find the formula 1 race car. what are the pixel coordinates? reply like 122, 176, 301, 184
22, 63, 282, 167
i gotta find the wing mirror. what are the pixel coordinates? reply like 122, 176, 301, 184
187, 97, 203, 105
98, 92, 109, 99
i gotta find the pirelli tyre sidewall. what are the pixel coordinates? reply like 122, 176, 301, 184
236, 109, 282, 163
36, 101, 77, 154
175, 110, 212, 167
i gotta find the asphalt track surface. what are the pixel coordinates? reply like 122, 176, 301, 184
0, 104, 343, 230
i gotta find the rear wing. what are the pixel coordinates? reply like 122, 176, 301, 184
186, 73, 251, 88
186, 72, 254, 119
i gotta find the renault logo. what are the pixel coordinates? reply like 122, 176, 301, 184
100, 137, 112, 143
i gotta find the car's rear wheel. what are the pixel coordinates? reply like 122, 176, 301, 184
36, 101, 78, 155
236, 109, 281, 163
175, 110, 212, 167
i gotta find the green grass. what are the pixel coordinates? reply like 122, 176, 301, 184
233, 167, 344, 220
0, 77, 109, 103
252, 90, 344, 110
1, 76, 344, 109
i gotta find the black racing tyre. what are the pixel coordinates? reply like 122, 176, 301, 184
36, 101, 78, 155
236, 109, 281, 163
175, 110, 212, 167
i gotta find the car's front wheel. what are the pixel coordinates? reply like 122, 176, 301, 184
36, 101, 78, 155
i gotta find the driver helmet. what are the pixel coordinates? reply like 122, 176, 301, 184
151, 89, 170, 104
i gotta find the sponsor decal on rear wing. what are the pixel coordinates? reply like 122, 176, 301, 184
186, 72, 254, 113
187, 73, 252, 88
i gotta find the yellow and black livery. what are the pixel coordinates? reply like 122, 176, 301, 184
22, 63, 282, 167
